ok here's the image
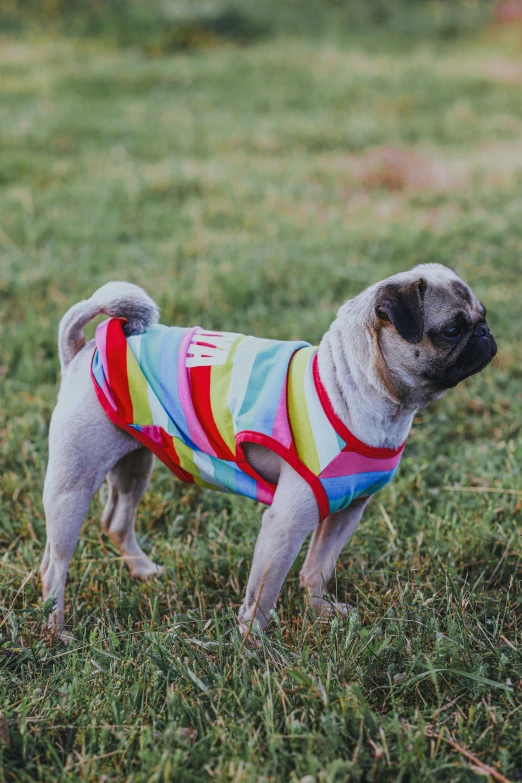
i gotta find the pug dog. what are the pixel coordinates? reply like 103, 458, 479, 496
41, 264, 497, 633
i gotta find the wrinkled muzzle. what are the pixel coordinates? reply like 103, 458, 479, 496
439, 322, 497, 388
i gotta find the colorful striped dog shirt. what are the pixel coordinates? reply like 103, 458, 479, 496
91, 318, 405, 520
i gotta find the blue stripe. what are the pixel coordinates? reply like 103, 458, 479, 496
320, 468, 398, 513
156, 326, 193, 442
212, 458, 258, 501
328, 495, 349, 514
211, 458, 237, 491
237, 339, 309, 435
233, 467, 259, 500
91, 351, 105, 387
321, 469, 397, 499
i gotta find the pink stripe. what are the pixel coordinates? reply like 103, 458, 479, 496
319, 450, 401, 479
139, 425, 165, 449
95, 319, 112, 383
271, 379, 292, 448
178, 327, 218, 456
100, 378, 117, 411
95, 319, 118, 410
256, 483, 275, 504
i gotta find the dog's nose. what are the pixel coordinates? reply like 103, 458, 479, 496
473, 322, 489, 338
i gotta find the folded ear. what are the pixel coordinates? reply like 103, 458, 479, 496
375, 278, 427, 344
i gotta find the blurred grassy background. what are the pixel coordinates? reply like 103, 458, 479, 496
1, 1, 522, 781
0, 0, 496, 46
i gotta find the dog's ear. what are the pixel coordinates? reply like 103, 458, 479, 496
375, 278, 427, 344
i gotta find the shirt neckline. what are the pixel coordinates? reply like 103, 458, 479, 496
312, 353, 406, 460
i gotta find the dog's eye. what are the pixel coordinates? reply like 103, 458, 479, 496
441, 324, 462, 340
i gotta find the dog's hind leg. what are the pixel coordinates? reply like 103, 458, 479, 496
101, 448, 162, 578
299, 496, 370, 616
42, 465, 98, 632
41, 345, 139, 633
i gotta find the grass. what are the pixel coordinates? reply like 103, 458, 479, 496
1, 2, 522, 781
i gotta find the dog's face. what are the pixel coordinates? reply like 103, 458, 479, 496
372, 264, 497, 405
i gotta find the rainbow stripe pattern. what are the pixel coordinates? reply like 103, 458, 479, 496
91, 318, 405, 520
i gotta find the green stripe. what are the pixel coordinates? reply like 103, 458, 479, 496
287, 347, 320, 473
209, 335, 242, 454
127, 344, 153, 425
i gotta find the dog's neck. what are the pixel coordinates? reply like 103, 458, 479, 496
317, 302, 417, 450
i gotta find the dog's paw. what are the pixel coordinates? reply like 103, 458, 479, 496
237, 618, 264, 648
45, 622, 75, 645
311, 600, 352, 619
237, 604, 265, 642
129, 558, 164, 580
57, 629, 76, 645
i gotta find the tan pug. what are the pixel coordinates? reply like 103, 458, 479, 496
41, 264, 497, 634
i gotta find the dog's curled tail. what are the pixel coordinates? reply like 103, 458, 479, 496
58, 282, 159, 371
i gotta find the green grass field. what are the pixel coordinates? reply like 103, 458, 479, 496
1, 2, 521, 780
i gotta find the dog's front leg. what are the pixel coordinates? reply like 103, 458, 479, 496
238, 461, 319, 632
299, 496, 370, 616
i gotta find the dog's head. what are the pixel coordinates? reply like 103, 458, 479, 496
370, 264, 497, 405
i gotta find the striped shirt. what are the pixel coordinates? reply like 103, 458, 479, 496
91, 318, 405, 520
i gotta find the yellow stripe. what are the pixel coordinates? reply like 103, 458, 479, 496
126, 345, 153, 425
287, 347, 320, 473
174, 438, 219, 490
209, 336, 242, 454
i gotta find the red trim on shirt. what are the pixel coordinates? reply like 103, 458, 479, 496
91, 352, 196, 486
236, 431, 330, 521
312, 353, 405, 459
